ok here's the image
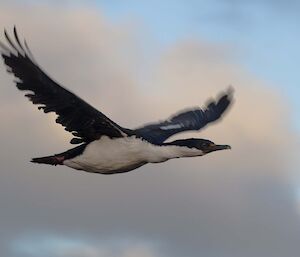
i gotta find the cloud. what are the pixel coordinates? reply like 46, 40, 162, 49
0, 4, 299, 257
12, 235, 161, 257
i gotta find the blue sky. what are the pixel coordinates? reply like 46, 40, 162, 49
95, 0, 300, 129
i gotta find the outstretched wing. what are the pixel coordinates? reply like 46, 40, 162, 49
0, 27, 130, 144
135, 89, 233, 144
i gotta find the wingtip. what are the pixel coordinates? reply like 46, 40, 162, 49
226, 85, 234, 97
13, 25, 18, 39
4, 27, 9, 38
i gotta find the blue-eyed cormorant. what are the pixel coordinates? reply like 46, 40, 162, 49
0, 27, 233, 174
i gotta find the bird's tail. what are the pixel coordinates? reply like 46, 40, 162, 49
31, 155, 64, 166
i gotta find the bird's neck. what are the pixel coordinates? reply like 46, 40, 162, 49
147, 144, 204, 163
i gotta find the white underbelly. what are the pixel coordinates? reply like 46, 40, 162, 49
63, 136, 166, 174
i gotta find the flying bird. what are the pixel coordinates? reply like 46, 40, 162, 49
1, 27, 233, 174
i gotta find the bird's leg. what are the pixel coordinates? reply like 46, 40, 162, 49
54, 155, 65, 164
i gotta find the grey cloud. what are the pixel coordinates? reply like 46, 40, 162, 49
0, 4, 299, 257
12, 236, 161, 257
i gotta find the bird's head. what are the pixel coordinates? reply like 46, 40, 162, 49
166, 138, 231, 155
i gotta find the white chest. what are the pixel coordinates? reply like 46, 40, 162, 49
64, 136, 167, 174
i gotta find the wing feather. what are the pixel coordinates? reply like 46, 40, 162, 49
135, 89, 233, 144
0, 27, 130, 144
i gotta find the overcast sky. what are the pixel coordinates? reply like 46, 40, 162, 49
0, 1, 299, 257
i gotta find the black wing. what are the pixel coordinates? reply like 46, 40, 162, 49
135, 89, 233, 144
0, 27, 131, 144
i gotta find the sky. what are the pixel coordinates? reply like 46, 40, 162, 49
0, 1, 299, 257
98, 0, 300, 130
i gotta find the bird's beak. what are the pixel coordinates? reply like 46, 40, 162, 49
207, 144, 231, 153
